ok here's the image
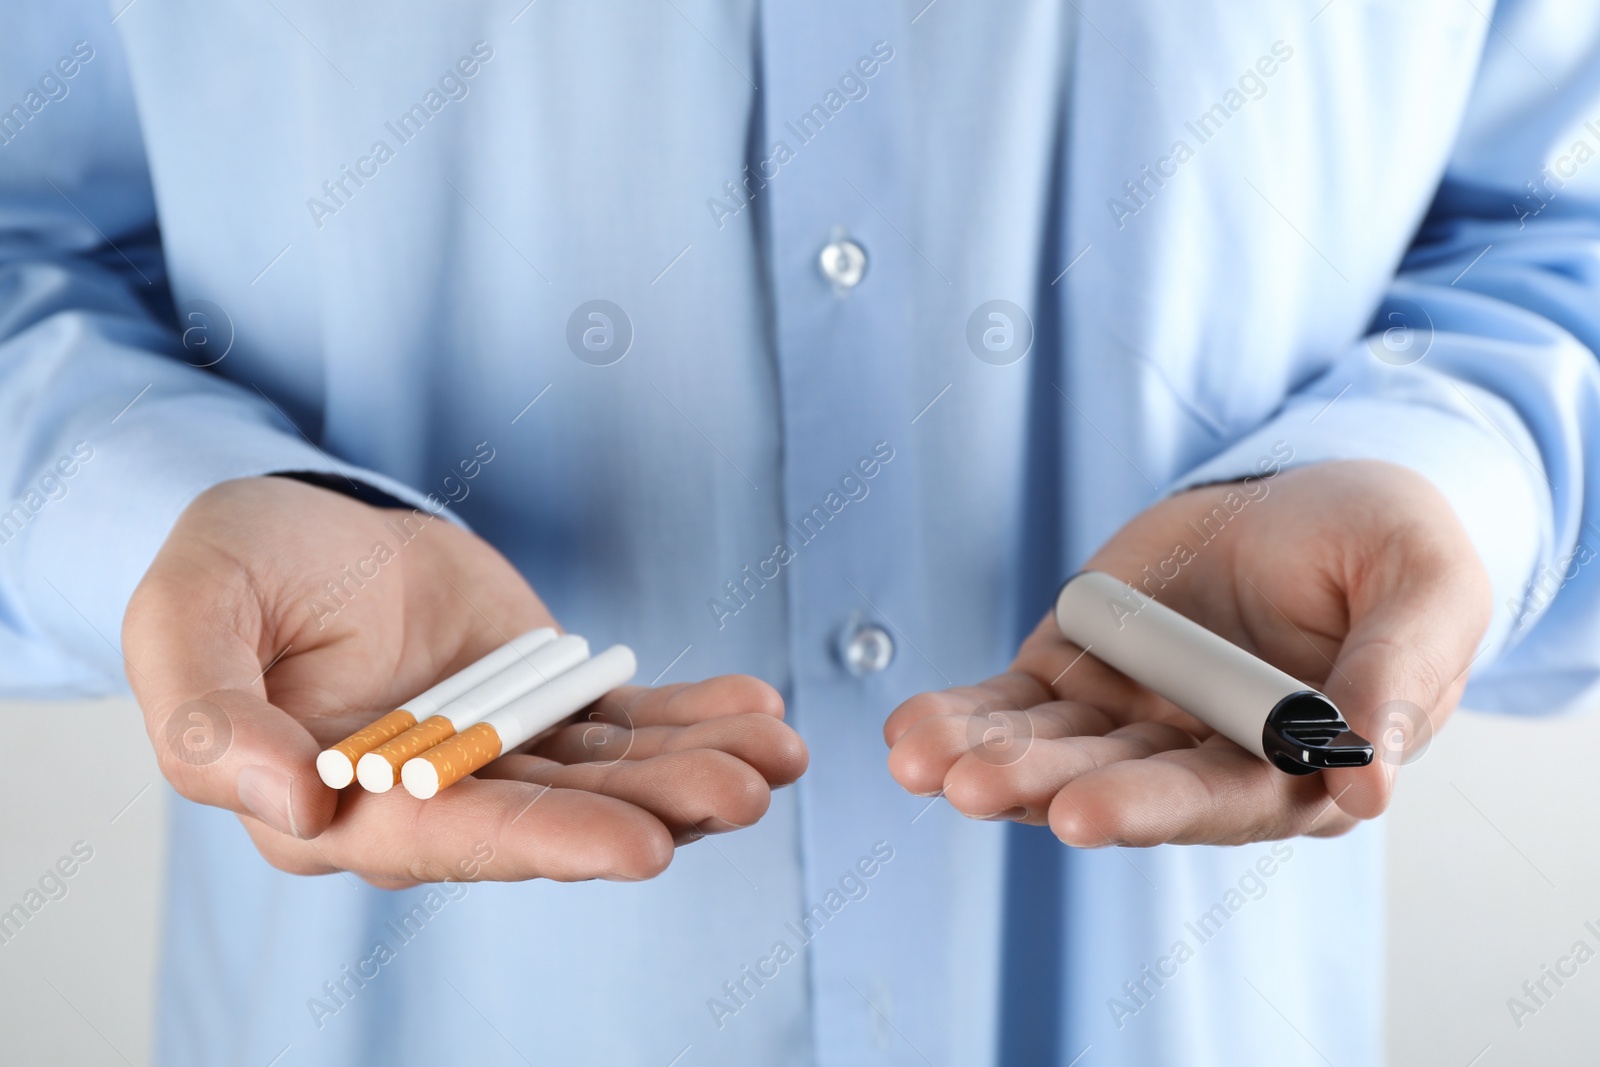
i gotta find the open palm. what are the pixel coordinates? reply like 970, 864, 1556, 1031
884, 461, 1489, 846
124, 476, 806, 888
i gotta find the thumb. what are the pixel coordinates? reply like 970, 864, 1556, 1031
1318, 560, 1488, 820
124, 574, 336, 839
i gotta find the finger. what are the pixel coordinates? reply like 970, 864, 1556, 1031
942, 722, 1199, 824
882, 672, 1054, 747
359, 873, 425, 891
886, 701, 1117, 796
1010, 628, 1165, 716
238, 815, 340, 876
1320, 542, 1491, 819
530, 713, 808, 785
239, 777, 676, 884
1046, 738, 1345, 848
589, 675, 786, 729
480, 749, 772, 839
123, 569, 336, 838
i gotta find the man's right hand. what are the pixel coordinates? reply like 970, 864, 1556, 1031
122, 476, 806, 889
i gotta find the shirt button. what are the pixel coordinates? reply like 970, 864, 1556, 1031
819, 237, 868, 288
838, 617, 895, 675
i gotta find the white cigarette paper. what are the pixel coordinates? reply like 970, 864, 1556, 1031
401, 644, 637, 799
354, 633, 590, 792
316, 626, 557, 788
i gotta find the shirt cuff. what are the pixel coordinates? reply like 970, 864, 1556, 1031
11, 398, 443, 690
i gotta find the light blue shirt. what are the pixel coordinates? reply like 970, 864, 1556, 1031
4, 1, 1599, 1064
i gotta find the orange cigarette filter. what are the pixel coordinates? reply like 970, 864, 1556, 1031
353, 634, 590, 793
316, 710, 416, 787
335, 709, 417, 757
401, 644, 637, 800
314, 627, 557, 789
411, 722, 502, 796
359, 715, 458, 786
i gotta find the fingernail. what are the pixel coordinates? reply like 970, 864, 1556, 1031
1085, 830, 1135, 847
975, 806, 1028, 822
237, 765, 301, 838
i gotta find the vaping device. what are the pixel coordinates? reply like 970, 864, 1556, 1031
1054, 571, 1374, 775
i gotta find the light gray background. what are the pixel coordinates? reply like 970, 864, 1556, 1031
1, 697, 1595, 1065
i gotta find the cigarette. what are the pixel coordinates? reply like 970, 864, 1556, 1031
314, 627, 557, 788
355, 633, 590, 793
401, 643, 637, 800
1054, 571, 1373, 774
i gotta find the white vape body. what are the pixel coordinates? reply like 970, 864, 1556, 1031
1054, 571, 1371, 773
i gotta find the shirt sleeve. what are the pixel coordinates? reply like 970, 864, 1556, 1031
1173, 0, 1600, 716
0, 9, 431, 697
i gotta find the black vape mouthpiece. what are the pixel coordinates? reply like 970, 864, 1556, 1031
1261, 691, 1375, 776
